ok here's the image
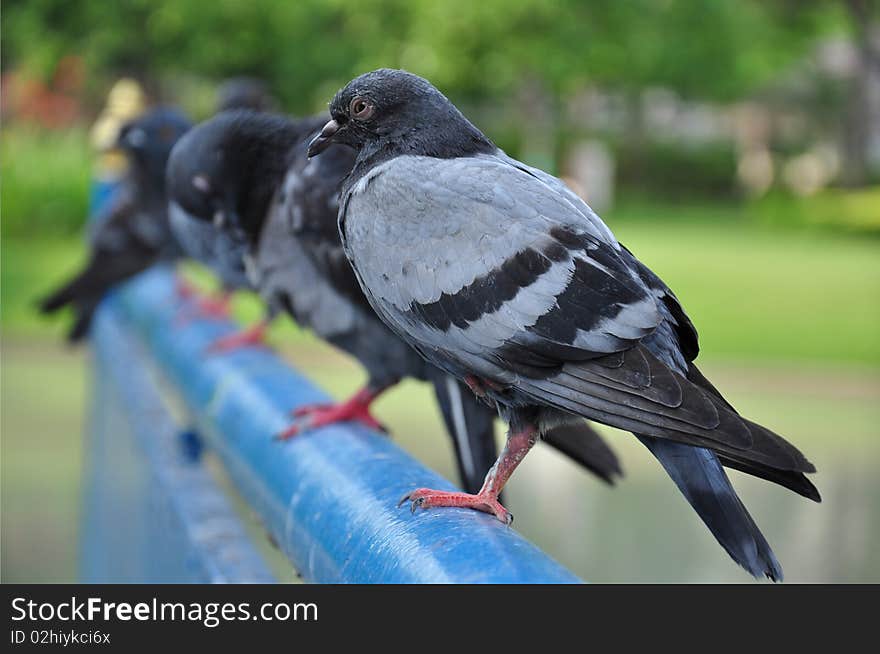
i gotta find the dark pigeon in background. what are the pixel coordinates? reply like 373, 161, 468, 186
168, 79, 281, 348
39, 108, 191, 341
216, 77, 278, 113
166, 110, 623, 493
167, 197, 251, 302
308, 69, 820, 580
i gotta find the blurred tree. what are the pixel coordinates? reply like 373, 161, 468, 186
840, 0, 880, 186
2, 0, 848, 110
3, 0, 865, 193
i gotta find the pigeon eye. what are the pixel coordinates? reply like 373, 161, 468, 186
350, 97, 374, 121
125, 128, 147, 148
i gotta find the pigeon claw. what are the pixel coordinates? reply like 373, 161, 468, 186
204, 322, 269, 355
176, 294, 233, 326
398, 488, 513, 525
275, 397, 385, 441
174, 275, 198, 300
273, 424, 304, 441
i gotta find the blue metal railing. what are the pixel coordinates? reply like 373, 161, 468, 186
80, 297, 275, 582
78, 267, 580, 583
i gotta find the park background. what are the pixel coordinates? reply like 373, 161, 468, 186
1, 0, 878, 582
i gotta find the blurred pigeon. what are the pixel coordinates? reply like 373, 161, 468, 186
217, 77, 278, 113
166, 110, 623, 493
39, 108, 191, 341
308, 69, 820, 580
166, 140, 256, 347
170, 79, 279, 340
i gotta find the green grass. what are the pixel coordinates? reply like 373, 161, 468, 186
1, 339, 87, 582
605, 202, 880, 365
756, 188, 880, 233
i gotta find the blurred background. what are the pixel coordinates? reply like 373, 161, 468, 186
2, 0, 878, 583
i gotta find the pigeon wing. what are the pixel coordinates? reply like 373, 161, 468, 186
341, 154, 815, 477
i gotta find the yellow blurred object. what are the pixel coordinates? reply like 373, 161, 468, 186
89, 78, 147, 152
90, 78, 148, 181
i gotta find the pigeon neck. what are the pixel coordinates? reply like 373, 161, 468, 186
346, 118, 495, 193
235, 123, 306, 244
131, 158, 169, 207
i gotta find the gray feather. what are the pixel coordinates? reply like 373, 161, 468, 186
168, 202, 251, 290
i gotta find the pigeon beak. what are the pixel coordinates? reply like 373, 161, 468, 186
213, 209, 227, 229
307, 119, 339, 158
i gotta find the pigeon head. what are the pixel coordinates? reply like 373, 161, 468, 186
117, 108, 192, 190
166, 110, 300, 242
308, 69, 494, 163
216, 77, 277, 113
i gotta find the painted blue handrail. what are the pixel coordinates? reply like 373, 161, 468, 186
94, 266, 581, 583
80, 298, 276, 583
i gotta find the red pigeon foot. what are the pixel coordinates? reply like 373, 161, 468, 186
398, 488, 512, 525
275, 387, 385, 440
205, 320, 270, 354
397, 424, 537, 525
175, 275, 199, 300
176, 293, 233, 325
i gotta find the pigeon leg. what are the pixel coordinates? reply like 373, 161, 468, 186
176, 291, 233, 325
399, 424, 538, 524
205, 319, 271, 354
464, 374, 502, 399
174, 274, 198, 300
276, 386, 387, 440
464, 375, 488, 398
190, 292, 233, 319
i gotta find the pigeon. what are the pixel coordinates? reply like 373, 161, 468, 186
165, 109, 623, 494
308, 69, 820, 581
39, 108, 192, 341
216, 77, 278, 113
169, 80, 279, 345
166, 132, 257, 347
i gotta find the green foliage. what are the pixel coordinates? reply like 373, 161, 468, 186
1, 126, 91, 238
615, 141, 739, 200
2, 0, 848, 113
1, 237, 89, 339
0, 0, 852, 215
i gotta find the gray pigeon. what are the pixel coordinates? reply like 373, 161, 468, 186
165, 109, 623, 494
308, 69, 820, 581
